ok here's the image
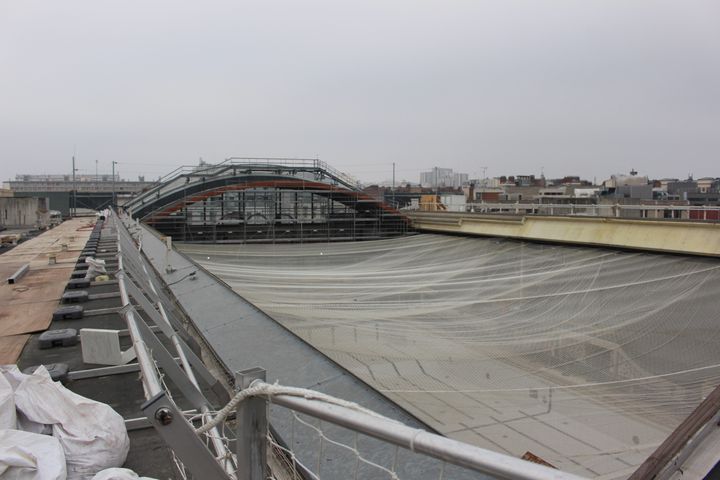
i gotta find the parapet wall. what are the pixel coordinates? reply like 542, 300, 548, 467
408, 212, 720, 257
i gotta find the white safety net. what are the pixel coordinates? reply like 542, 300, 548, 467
179, 234, 720, 478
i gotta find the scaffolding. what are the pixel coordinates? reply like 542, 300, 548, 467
126, 159, 410, 243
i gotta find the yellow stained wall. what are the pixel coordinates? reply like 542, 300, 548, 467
408, 212, 720, 257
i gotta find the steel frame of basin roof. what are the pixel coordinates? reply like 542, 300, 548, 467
125, 158, 361, 216
124, 158, 410, 243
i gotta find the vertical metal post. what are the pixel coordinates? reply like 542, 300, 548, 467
235, 367, 267, 480
72, 155, 77, 217
112, 161, 117, 207
392, 161, 395, 206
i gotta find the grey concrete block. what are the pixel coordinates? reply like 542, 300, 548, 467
38, 328, 78, 349
62, 290, 89, 303
52, 305, 84, 320
67, 278, 91, 289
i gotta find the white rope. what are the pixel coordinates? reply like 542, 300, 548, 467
196, 381, 398, 435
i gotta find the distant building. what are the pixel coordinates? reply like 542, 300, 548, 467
697, 177, 720, 193
601, 172, 652, 201
420, 167, 468, 188
473, 188, 504, 202
13, 173, 120, 183
574, 188, 602, 198
537, 187, 569, 201
514, 175, 536, 187
439, 194, 466, 212
603, 172, 649, 189
496, 175, 546, 187
6, 172, 155, 216
548, 176, 593, 187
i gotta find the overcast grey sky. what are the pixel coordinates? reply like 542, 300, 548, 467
1, 0, 719, 184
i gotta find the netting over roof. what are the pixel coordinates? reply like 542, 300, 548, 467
179, 234, 720, 478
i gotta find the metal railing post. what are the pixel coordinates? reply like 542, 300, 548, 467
235, 367, 268, 480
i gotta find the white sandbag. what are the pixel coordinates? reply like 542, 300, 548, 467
91, 468, 156, 480
85, 257, 106, 268
0, 365, 50, 435
84, 257, 107, 280
9, 366, 130, 480
0, 372, 16, 429
0, 429, 67, 480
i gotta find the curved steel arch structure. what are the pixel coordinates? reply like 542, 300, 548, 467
124, 159, 410, 243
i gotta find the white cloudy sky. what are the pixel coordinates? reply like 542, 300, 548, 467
1, 0, 719, 184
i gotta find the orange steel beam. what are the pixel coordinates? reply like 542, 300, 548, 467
144, 179, 407, 222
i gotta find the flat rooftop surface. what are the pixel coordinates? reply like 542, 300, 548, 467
0, 218, 92, 363
179, 234, 720, 478
7, 218, 179, 479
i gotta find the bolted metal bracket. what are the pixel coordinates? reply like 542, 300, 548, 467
141, 392, 228, 480
155, 407, 173, 425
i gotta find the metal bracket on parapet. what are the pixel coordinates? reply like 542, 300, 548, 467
141, 391, 229, 480
235, 367, 268, 480
124, 277, 229, 404
130, 306, 213, 411
123, 272, 191, 341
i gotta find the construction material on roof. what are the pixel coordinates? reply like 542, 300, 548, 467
0, 218, 92, 362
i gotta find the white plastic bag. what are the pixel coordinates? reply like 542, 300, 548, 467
7, 365, 130, 480
0, 372, 16, 429
91, 468, 156, 480
0, 429, 67, 480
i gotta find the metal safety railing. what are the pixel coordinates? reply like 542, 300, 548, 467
112, 211, 237, 478
202, 368, 588, 480
224, 158, 361, 191
110, 210, 587, 480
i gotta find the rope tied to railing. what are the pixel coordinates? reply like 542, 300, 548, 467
195, 381, 400, 435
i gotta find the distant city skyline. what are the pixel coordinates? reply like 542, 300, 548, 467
1, 1, 718, 186
4, 158, 716, 190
